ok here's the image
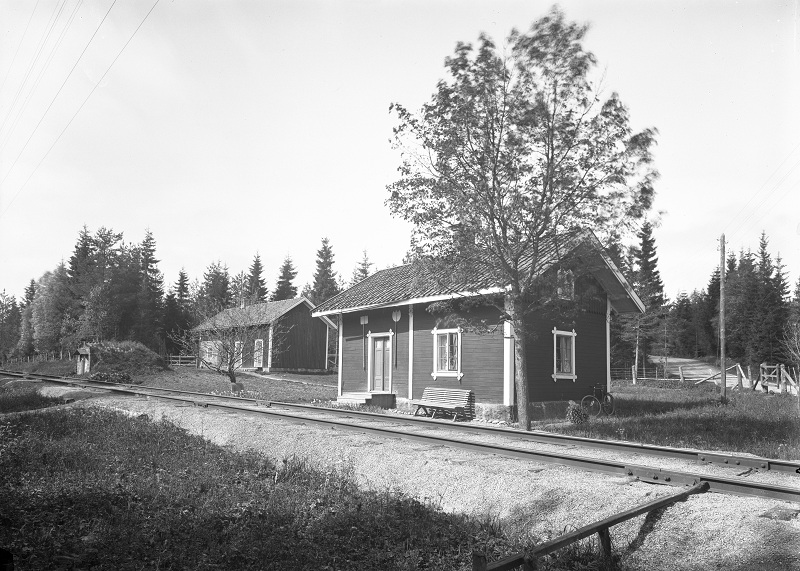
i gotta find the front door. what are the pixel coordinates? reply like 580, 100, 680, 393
372, 337, 390, 391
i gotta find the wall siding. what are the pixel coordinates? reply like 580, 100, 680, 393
271, 303, 329, 370
339, 284, 609, 405
524, 294, 608, 402
411, 304, 505, 403
340, 308, 409, 394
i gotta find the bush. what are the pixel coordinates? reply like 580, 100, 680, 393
91, 341, 167, 376
89, 371, 139, 385
565, 400, 588, 424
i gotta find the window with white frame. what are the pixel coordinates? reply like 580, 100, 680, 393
234, 341, 243, 368
254, 339, 264, 368
552, 328, 576, 381
557, 269, 575, 300
431, 327, 463, 380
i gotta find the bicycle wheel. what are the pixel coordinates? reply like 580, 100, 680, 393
601, 393, 615, 416
581, 395, 601, 417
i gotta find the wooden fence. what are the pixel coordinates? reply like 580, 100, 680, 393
473, 482, 708, 570
167, 355, 197, 367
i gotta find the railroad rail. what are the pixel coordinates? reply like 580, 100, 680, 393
3, 369, 800, 503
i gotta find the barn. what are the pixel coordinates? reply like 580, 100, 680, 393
312, 233, 644, 415
196, 297, 336, 373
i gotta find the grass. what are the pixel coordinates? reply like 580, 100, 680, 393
0, 381, 62, 413
551, 383, 800, 460
0, 407, 541, 571
137, 368, 338, 403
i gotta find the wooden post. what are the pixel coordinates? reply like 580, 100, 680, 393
472, 551, 487, 571
631, 365, 636, 385
719, 234, 726, 400
597, 528, 612, 556
736, 364, 742, 390
679, 366, 684, 382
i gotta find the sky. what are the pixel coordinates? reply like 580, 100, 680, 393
1, 0, 798, 302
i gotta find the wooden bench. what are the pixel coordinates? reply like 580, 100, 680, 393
411, 387, 475, 421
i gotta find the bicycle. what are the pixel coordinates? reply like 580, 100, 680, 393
581, 384, 615, 416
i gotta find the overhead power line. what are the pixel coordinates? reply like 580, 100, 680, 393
723, 141, 800, 243
0, 0, 86, 153
0, 0, 66, 138
0, 0, 161, 221
0, 0, 43, 97
0, 0, 118, 189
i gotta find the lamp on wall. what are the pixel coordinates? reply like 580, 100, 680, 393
360, 315, 368, 370
391, 310, 401, 367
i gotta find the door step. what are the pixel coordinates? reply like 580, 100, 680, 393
337, 391, 396, 409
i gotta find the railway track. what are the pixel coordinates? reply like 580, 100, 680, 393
3, 369, 800, 503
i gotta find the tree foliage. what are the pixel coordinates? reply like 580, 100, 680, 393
387, 8, 658, 428
247, 254, 268, 303
307, 238, 340, 305
271, 256, 298, 301
350, 250, 373, 286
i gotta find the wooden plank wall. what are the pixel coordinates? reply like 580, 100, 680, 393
271, 304, 328, 370
411, 304, 505, 403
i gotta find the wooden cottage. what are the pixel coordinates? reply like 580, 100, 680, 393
195, 297, 336, 373
312, 233, 644, 412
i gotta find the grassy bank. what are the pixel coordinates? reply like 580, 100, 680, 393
0, 407, 545, 570
553, 384, 800, 460
139, 368, 338, 403
0, 381, 62, 413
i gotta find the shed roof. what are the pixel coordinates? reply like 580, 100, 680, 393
313, 232, 644, 316
194, 297, 335, 331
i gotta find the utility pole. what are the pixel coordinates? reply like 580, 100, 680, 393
720, 234, 726, 400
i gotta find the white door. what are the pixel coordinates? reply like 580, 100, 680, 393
254, 339, 264, 368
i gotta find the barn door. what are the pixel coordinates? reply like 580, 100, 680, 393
372, 337, 390, 391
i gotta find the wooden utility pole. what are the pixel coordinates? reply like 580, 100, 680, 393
720, 234, 726, 400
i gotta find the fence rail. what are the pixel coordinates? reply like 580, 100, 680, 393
167, 355, 197, 367
474, 482, 709, 570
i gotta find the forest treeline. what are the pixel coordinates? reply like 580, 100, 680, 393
609, 224, 800, 371
1, 224, 799, 369
0, 226, 374, 360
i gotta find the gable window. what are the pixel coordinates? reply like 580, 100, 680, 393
557, 269, 575, 300
431, 327, 463, 380
552, 328, 576, 382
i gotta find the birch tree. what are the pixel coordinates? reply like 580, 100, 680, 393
387, 8, 657, 428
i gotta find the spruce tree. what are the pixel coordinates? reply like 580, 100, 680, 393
22, 280, 36, 307
790, 276, 800, 324
629, 221, 665, 372
176, 270, 190, 314
247, 254, 268, 303
200, 262, 231, 314
231, 271, 248, 308
350, 250, 373, 286
271, 256, 298, 301
135, 230, 165, 348
308, 238, 339, 305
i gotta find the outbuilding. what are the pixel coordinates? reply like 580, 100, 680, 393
195, 297, 336, 373
312, 232, 644, 416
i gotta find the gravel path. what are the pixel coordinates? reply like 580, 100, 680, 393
44, 388, 800, 570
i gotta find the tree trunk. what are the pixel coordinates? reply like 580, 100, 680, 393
633, 326, 640, 385
508, 296, 531, 430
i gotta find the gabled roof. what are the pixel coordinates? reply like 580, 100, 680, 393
195, 297, 336, 331
312, 232, 644, 316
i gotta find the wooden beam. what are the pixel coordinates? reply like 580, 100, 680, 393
484, 482, 708, 570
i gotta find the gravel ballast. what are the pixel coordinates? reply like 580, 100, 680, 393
57, 390, 800, 570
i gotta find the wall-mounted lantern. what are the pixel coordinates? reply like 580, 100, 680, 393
391, 311, 401, 367
360, 315, 368, 369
